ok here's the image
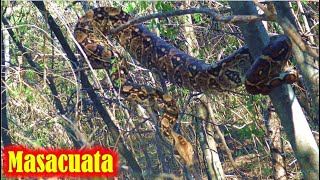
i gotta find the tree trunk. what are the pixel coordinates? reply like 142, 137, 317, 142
196, 97, 225, 180
229, 2, 319, 179
274, 1, 319, 127
1, 10, 12, 146
263, 100, 287, 180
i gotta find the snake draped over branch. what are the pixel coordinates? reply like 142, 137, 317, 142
74, 7, 298, 170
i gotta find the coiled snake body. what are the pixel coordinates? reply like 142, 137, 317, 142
74, 7, 298, 169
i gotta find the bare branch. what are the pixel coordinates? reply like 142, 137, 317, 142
278, 17, 319, 59
108, 8, 273, 34
252, 0, 277, 20
253, 0, 319, 59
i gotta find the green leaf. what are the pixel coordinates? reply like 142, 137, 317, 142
161, 2, 174, 11
109, 67, 117, 75
155, 1, 162, 11
111, 58, 118, 64
140, 1, 147, 10
169, 85, 176, 91
125, 2, 136, 13
156, 22, 161, 31
114, 79, 123, 88
194, 13, 202, 24
155, 1, 173, 12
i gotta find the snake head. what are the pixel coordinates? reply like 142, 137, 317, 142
245, 35, 295, 94
263, 35, 292, 63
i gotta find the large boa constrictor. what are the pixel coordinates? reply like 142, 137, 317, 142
74, 7, 298, 169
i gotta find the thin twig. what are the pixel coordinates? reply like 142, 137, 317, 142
278, 17, 319, 59
297, 1, 315, 45
253, 0, 319, 60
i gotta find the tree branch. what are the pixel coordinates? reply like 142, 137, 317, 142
1, 17, 12, 146
278, 17, 319, 59
2, 13, 83, 148
108, 7, 274, 35
253, 0, 319, 60
274, 2, 319, 126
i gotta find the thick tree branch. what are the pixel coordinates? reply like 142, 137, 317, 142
274, 2, 319, 126
1, 21, 12, 146
262, 100, 287, 179
108, 7, 273, 34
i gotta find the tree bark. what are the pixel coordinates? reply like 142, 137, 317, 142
274, 1, 319, 126
229, 1, 319, 179
196, 98, 225, 180
263, 100, 287, 180
1, 13, 12, 146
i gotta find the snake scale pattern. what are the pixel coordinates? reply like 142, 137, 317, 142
74, 7, 298, 169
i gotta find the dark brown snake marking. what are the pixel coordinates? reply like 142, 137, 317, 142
74, 7, 298, 169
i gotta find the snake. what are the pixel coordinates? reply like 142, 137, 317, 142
74, 7, 298, 170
